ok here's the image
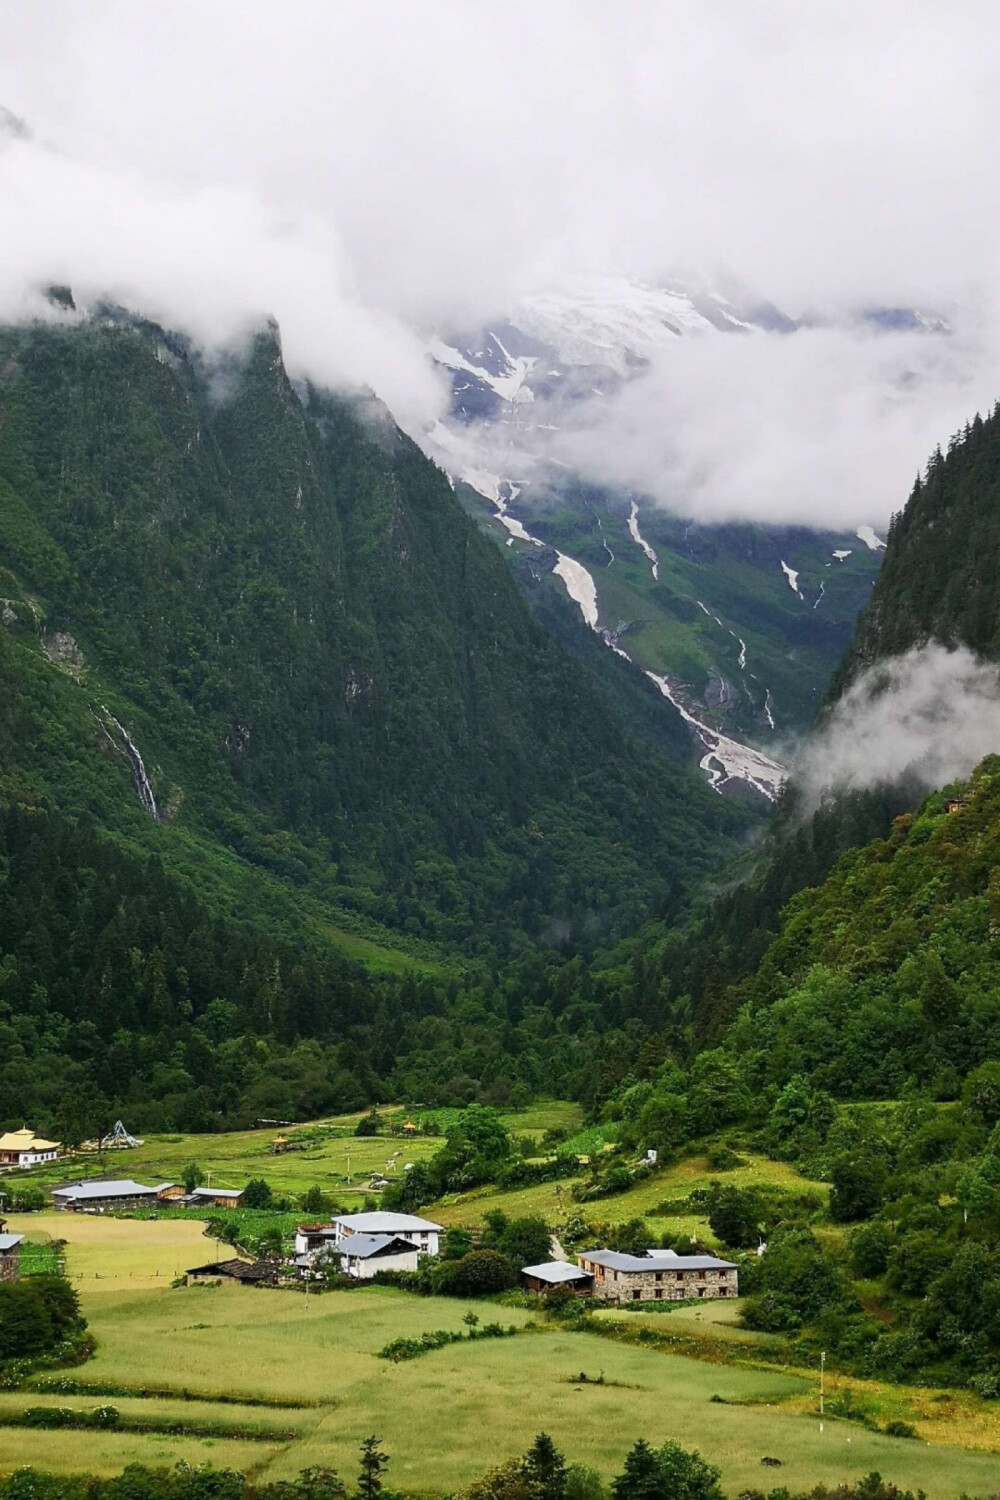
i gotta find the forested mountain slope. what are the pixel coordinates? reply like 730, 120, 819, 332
0, 309, 748, 964
588, 408, 1000, 1043
839, 407, 1000, 683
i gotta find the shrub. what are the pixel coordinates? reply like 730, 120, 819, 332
437, 1249, 517, 1296
242, 1178, 274, 1209
0, 1275, 86, 1363
848, 1222, 891, 1279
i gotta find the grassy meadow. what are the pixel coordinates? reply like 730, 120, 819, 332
5, 1215, 1000, 1497
428, 1150, 827, 1243
14, 1101, 584, 1203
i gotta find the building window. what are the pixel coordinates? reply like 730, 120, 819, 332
655, 1288, 663, 1299
631, 1289, 641, 1301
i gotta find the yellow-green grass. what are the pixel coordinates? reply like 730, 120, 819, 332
267, 1334, 1000, 1500
62, 1282, 533, 1401
0, 1429, 286, 1478
0, 1390, 317, 1435
23, 1118, 441, 1200
429, 1176, 589, 1227
429, 1153, 825, 1234
17, 1102, 580, 1201
4, 1216, 999, 1497
9, 1212, 213, 1288
505, 1101, 584, 1140
19, 1276, 1000, 1498
591, 1298, 781, 1346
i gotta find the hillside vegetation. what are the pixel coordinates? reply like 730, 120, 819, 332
0, 310, 754, 1129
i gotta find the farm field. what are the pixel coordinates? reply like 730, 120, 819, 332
591, 1298, 783, 1347
13, 1101, 584, 1203
428, 1151, 827, 1238
8, 1213, 213, 1287
6, 1217, 1000, 1497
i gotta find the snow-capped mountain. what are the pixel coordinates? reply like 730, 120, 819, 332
424, 273, 905, 799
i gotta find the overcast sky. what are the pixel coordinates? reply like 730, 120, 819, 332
2, 1, 999, 525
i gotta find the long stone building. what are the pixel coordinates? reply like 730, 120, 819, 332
576, 1247, 737, 1303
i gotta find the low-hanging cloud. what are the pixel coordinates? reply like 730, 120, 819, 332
793, 644, 1000, 807
547, 315, 997, 530
3, 3, 1000, 523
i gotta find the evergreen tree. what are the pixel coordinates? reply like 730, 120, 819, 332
356, 1436, 389, 1500
522, 1433, 567, 1500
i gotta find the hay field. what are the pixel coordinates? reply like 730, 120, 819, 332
4, 1217, 1000, 1497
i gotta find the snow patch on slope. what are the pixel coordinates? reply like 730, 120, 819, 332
626, 501, 659, 578
780, 561, 803, 599
553, 554, 599, 628
856, 525, 886, 552
645, 673, 785, 801
512, 274, 724, 373
428, 334, 536, 405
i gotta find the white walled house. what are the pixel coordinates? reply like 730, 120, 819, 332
330, 1211, 443, 1257
0, 1128, 60, 1168
320, 1232, 421, 1279
294, 1224, 341, 1258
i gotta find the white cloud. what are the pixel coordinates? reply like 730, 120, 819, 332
1, 2, 1000, 519
548, 314, 997, 528
794, 645, 1000, 805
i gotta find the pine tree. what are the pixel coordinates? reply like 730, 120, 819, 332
522, 1432, 567, 1500
610, 1440, 663, 1500
357, 1435, 389, 1500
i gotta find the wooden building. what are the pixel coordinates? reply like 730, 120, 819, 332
52, 1178, 161, 1211
186, 1186, 245, 1208
521, 1260, 593, 1296
0, 1226, 24, 1283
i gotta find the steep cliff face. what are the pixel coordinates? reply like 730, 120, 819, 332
0, 312, 750, 954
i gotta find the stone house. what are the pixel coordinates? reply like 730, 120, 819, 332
577, 1247, 738, 1303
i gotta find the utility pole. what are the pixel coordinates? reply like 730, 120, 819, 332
819, 1350, 826, 1429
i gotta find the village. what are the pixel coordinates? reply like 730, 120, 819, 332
0, 1124, 738, 1303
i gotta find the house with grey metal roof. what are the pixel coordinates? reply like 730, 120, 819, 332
320, 1232, 422, 1280
330, 1211, 442, 1256
0, 1231, 24, 1283
51, 1179, 161, 1211
577, 1247, 737, 1304
186, 1185, 245, 1208
521, 1260, 593, 1295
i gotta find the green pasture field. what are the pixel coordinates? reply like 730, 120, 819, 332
428, 1151, 827, 1237
10, 1213, 215, 1287
6, 1216, 1000, 1497
590, 1297, 781, 1346
13, 1102, 584, 1204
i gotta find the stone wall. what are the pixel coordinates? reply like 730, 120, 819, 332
0, 1248, 20, 1284
579, 1259, 738, 1304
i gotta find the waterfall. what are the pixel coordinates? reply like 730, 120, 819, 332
99, 707, 158, 818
